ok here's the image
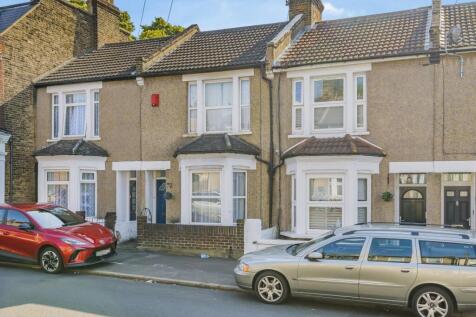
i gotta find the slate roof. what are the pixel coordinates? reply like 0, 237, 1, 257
144, 22, 287, 75
36, 37, 175, 86
0, 1, 36, 33
35, 140, 109, 157
282, 135, 385, 159
175, 134, 260, 157
277, 2, 476, 68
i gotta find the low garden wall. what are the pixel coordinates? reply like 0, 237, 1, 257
137, 216, 244, 259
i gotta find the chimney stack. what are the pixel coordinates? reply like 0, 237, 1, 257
86, 0, 127, 48
429, 0, 442, 64
287, 0, 324, 26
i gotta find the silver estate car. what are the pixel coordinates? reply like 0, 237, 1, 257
234, 224, 476, 317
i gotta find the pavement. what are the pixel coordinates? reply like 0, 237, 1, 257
73, 241, 239, 290
0, 265, 415, 317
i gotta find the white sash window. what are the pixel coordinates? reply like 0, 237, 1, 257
80, 171, 97, 217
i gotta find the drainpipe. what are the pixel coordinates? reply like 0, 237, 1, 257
260, 63, 275, 229
9, 136, 13, 203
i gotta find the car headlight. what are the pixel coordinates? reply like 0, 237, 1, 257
238, 262, 250, 273
61, 238, 89, 246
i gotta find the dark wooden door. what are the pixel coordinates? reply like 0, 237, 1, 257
400, 187, 426, 225
445, 187, 471, 229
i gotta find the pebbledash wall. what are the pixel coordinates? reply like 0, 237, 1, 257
137, 216, 245, 258
0, 0, 128, 203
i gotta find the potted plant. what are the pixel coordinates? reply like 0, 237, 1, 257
381, 191, 394, 202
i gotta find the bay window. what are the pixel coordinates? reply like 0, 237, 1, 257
46, 171, 69, 208
80, 171, 97, 217
185, 70, 253, 135
313, 78, 345, 131
233, 171, 246, 222
191, 171, 222, 224
48, 82, 102, 140
308, 176, 343, 230
287, 64, 371, 137
205, 81, 233, 132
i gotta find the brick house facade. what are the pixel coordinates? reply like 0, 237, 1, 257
0, 0, 128, 203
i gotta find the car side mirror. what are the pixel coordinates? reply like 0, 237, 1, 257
307, 252, 323, 261
18, 223, 34, 231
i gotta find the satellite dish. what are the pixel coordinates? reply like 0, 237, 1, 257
448, 25, 463, 45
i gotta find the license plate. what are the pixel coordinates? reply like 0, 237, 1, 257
96, 248, 111, 257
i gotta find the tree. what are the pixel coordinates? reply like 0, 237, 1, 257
119, 11, 135, 34
69, 0, 87, 10
140, 17, 184, 40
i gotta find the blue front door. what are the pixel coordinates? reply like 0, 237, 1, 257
156, 179, 167, 224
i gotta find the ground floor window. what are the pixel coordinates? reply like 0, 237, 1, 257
308, 176, 343, 230
191, 171, 222, 224
47, 171, 69, 208
358, 176, 370, 224
80, 171, 96, 217
233, 171, 246, 223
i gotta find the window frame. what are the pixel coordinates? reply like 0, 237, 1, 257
52, 94, 60, 140
204, 79, 234, 134
63, 91, 87, 138
45, 170, 70, 209
307, 174, 344, 231
357, 175, 371, 224
92, 90, 100, 138
292, 79, 304, 134
354, 74, 367, 131
232, 170, 247, 223
311, 76, 346, 133
239, 78, 251, 132
79, 170, 97, 218
190, 169, 223, 225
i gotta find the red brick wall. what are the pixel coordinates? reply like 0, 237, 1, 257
137, 216, 244, 259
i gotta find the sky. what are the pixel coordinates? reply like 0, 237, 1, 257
1, 0, 474, 37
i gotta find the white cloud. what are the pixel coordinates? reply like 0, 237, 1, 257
323, 2, 346, 17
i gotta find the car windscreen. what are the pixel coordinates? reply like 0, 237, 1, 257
289, 234, 335, 256
29, 207, 85, 228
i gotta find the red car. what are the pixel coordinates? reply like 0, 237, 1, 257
0, 203, 117, 273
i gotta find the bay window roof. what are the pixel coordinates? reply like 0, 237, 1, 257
282, 135, 385, 159
175, 134, 260, 157
34, 139, 108, 157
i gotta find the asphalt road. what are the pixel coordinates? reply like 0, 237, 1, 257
0, 265, 465, 317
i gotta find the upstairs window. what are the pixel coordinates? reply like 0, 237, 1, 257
313, 78, 345, 131
205, 81, 233, 132
50, 84, 101, 140
186, 72, 252, 135
292, 80, 304, 133
64, 93, 87, 137
355, 75, 367, 130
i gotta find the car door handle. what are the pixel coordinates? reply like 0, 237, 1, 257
345, 266, 356, 270
401, 269, 412, 273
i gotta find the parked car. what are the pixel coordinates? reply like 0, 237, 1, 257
235, 224, 476, 317
0, 203, 117, 273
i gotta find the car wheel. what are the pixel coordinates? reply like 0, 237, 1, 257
40, 247, 64, 274
412, 286, 455, 317
254, 271, 289, 304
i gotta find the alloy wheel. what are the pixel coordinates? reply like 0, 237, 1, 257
257, 276, 284, 303
41, 250, 60, 273
416, 292, 449, 317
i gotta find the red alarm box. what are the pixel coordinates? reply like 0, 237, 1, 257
151, 94, 160, 107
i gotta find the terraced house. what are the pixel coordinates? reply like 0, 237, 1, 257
0, 0, 128, 205
32, 0, 476, 255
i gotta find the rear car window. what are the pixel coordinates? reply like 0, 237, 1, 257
419, 241, 476, 267
368, 238, 412, 263
5, 210, 31, 228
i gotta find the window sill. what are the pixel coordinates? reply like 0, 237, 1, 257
183, 131, 252, 138
288, 131, 370, 139
47, 137, 101, 143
